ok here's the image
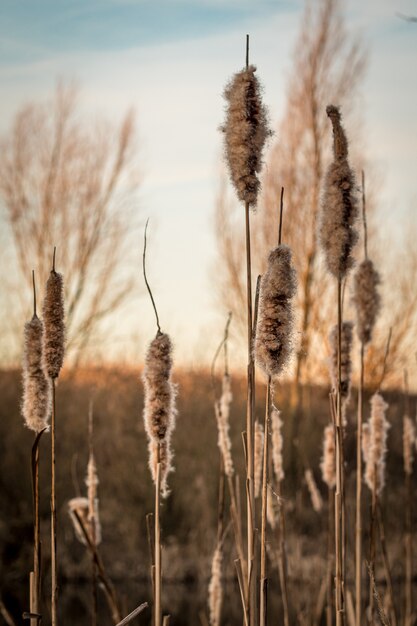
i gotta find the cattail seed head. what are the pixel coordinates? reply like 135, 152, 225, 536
214, 374, 234, 478
364, 392, 390, 496
362, 422, 370, 465
208, 544, 223, 626
22, 316, 51, 432
254, 420, 264, 498
255, 245, 297, 378
319, 105, 359, 279
329, 321, 354, 415
271, 405, 284, 483
352, 259, 381, 345
320, 424, 336, 489
305, 469, 323, 513
86, 453, 99, 523
266, 485, 277, 530
403, 415, 415, 476
148, 439, 173, 499
221, 65, 271, 206
42, 270, 65, 379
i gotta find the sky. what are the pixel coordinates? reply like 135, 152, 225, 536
0, 0, 416, 368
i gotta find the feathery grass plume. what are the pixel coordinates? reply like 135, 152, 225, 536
305, 469, 323, 513
403, 415, 415, 476
42, 270, 65, 379
143, 332, 177, 443
86, 453, 102, 545
148, 439, 173, 499
255, 245, 297, 378
352, 259, 381, 345
254, 420, 264, 498
364, 393, 390, 495
22, 316, 51, 432
221, 65, 271, 206
266, 485, 277, 530
215, 402, 234, 478
329, 321, 354, 412
319, 105, 359, 279
208, 544, 223, 626
362, 422, 370, 464
271, 405, 284, 483
320, 424, 336, 489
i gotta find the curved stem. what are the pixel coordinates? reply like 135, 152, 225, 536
143, 219, 161, 334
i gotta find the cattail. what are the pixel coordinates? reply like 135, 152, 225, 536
214, 373, 234, 477
68, 497, 101, 546
266, 485, 277, 530
143, 332, 176, 443
255, 245, 297, 378
362, 422, 371, 465
22, 316, 51, 432
364, 393, 390, 496
403, 415, 415, 476
352, 259, 381, 345
329, 321, 354, 413
254, 420, 264, 498
305, 469, 323, 513
42, 270, 65, 379
319, 105, 359, 279
271, 405, 284, 483
86, 452, 100, 542
208, 544, 223, 626
221, 65, 271, 206
148, 439, 173, 499
320, 424, 336, 489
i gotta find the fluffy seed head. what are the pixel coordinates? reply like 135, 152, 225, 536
352, 259, 381, 345
320, 424, 336, 489
266, 485, 277, 530
42, 271, 65, 379
208, 544, 223, 626
254, 420, 264, 498
68, 497, 101, 546
255, 245, 297, 378
329, 321, 354, 416
221, 65, 271, 206
271, 405, 284, 483
364, 392, 390, 496
403, 415, 415, 476
22, 316, 51, 432
214, 374, 234, 478
148, 439, 174, 499
319, 105, 359, 279
305, 469, 323, 513
362, 422, 370, 465
86, 453, 99, 523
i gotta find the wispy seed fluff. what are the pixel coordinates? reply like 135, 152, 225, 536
68, 497, 101, 547
403, 415, 415, 476
255, 245, 297, 378
214, 374, 234, 478
22, 316, 51, 432
86, 452, 101, 545
362, 422, 370, 465
254, 420, 264, 498
208, 544, 223, 626
42, 270, 65, 379
271, 405, 284, 483
266, 485, 278, 530
305, 469, 323, 513
148, 438, 173, 499
319, 105, 359, 279
320, 425, 336, 489
352, 259, 381, 345
364, 393, 390, 496
329, 321, 354, 413
221, 65, 271, 206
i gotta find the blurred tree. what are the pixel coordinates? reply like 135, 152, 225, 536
0, 83, 140, 365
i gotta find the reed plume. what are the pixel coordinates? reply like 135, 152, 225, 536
255, 245, 297, 378
214, 373, 234, 478
266, 485, 277, 530
403, 415, 415, 476
305, 469, 323, 513
22, 316, 51, 433
221, 65, 271, 206
148, 438, 173, 499
254, 420, 264, 498
86, 453, 102, 545
42, 269, 65, 379
364, 393, 390, 496
352, 259, 381, 345
271, 405, 284, 483
319, 105, 359, 279
329, 321, 354, 414
208, 544, 223, 626
320, 424, 336, 489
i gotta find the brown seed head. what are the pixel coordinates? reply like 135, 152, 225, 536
208, 544, 223, 626
255, 245, 297, 378
403, 415, 415, 476
221, 65, 271, 206
352, 259, 381, 345
22, 315, 51, 432
271, 405, 284, 483
42, 270, 65, 378
214, 373, 234, 478
364, 392, 390, 496
320, 424, 336, 489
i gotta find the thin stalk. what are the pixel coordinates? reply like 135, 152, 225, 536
155, 446, 162, 626
377, 505, 397, 626
335, 279, 345, 626
327, 487, 334, 626
31, 431, 44, 626
51, 378, 58, 626
277, 485, 290, 626
405, 470, 412, 626
260, 377, 271, 626
355, 342, 364, 626
368, 483, 377, 626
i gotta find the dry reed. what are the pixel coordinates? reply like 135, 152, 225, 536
254, 420, 264, 498
305, 469, 323, 513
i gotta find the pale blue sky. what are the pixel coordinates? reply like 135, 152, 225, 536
0, 0, 416, 367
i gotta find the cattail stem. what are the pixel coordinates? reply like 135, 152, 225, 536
368, 481, 377, 626
327, 487, 334, 626
154, 445, 162, 626
31, 433, 42, 626
259, 376, 271, 626
376, 505, 397, 626
361, 171, 368, 260
335, 279, 345, 626
51, 378, 58, 626
278, 187, 284, 246
277, 487, 290, 626
355, 342, 364, 626
405, 470, 412, 626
